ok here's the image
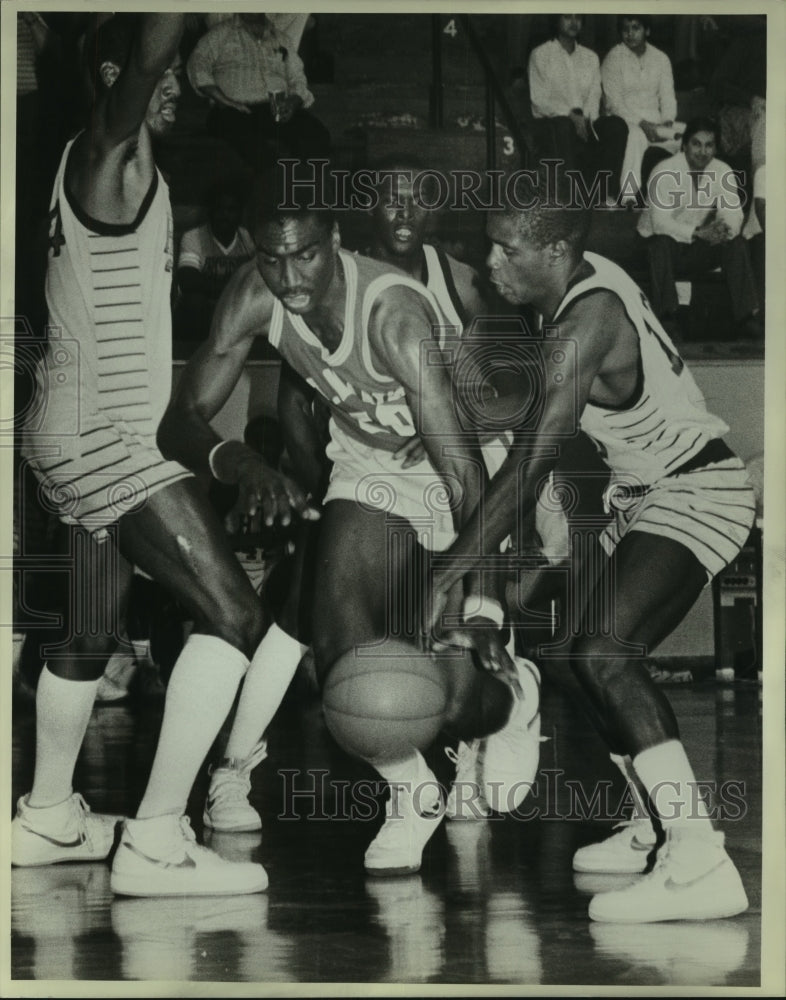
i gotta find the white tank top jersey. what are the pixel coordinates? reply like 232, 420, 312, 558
268, 250, 452, 452
554, 252, 729, 486
20, 136, 191, 534
36, 136, 175, 442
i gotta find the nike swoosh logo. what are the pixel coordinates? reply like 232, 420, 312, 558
123, 841, 197, 869
663, 859, 726, 890
22, 825, 85, 849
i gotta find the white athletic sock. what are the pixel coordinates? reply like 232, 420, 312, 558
28, 666, 101, 807
223, 624, 307, 761
632, 739, 712, 832
135, 634, 248, 819
610, 753, 654, 828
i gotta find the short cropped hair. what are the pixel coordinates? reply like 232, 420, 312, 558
250, 162, 336, 234
502, 171, 591, 260
368, 152, 428, 178
617, 14, 652, 33
548, 13, 583, 37
682, 116, 721, 149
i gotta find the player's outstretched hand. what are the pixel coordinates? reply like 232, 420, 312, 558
236, 453, 321, 530
441, 621, 522, 696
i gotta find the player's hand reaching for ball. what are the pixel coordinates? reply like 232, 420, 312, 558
211, 441, 320, 530
236, 453, 320, 529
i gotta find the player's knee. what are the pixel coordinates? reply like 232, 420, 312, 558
570, 639, 626, 692
208, 593, 267, 660
45, 633, 119, 682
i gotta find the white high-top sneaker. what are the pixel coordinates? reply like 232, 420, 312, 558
111, 814, 268, 897
573, 818, 658, 874
12, 793, 118, 866
588, 827, 748, 923
203, 739, 268, 833
444, 741, 491, 820
480, 656, 541, 813
364, 756, 444, 877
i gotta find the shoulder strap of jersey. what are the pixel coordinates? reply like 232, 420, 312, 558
425, 244, 468, 329
360, 270, 445, 383
268, 296, 285, 349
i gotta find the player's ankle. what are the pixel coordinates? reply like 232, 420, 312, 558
25, 791, 74, 811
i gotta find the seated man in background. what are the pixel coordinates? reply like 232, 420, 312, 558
528, 14, 627, 200
601, 14, 683, 198
174, 180, 254, 341
637, 116, 761, 340
187, 13, 331, 171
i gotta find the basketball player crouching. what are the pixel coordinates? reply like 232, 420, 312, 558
428, 172, 755, 923
270, 157, 553, 825
158, 175, 540, 875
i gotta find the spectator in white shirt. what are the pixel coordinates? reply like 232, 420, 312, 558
602, 15, 684, 199
187, 13, 330, 170
528, 14, 627, 199
638, 117, 761, 339
174, 181, 254, 341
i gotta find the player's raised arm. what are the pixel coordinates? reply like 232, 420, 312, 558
91, 13, 186, 150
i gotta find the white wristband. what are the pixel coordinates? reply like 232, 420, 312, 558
208, 440, 229, 480
462, 596, 505, 627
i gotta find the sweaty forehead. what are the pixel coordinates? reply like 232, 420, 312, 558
256, 216, 324, 253
487, 212, 523, 246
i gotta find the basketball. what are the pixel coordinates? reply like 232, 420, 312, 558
322, 640, 450, 762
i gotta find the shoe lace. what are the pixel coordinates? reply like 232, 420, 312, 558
70, 792, 96, 851
178, 814, 198, 843
209, 739, 268, 806
209, 767, 253, 806
175, 814, 220, 863
445, 741, 480, 781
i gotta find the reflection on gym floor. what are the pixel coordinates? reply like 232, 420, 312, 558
10, 682, 762, 987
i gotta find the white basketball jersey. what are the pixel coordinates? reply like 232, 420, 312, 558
41, 136, 175, 441
554, 252, 728, 485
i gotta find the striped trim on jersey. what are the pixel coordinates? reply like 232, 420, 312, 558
599, 457, 756, 581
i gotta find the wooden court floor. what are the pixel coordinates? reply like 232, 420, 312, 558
9, 677, 763, 989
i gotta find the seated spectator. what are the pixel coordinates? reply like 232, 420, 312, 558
187, 13, 331, 170
174, 181, 254, 341
528, 14, 627, 199
709, 16, 766, 176
637, 117, 762, 340
601, 14, 685, 199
